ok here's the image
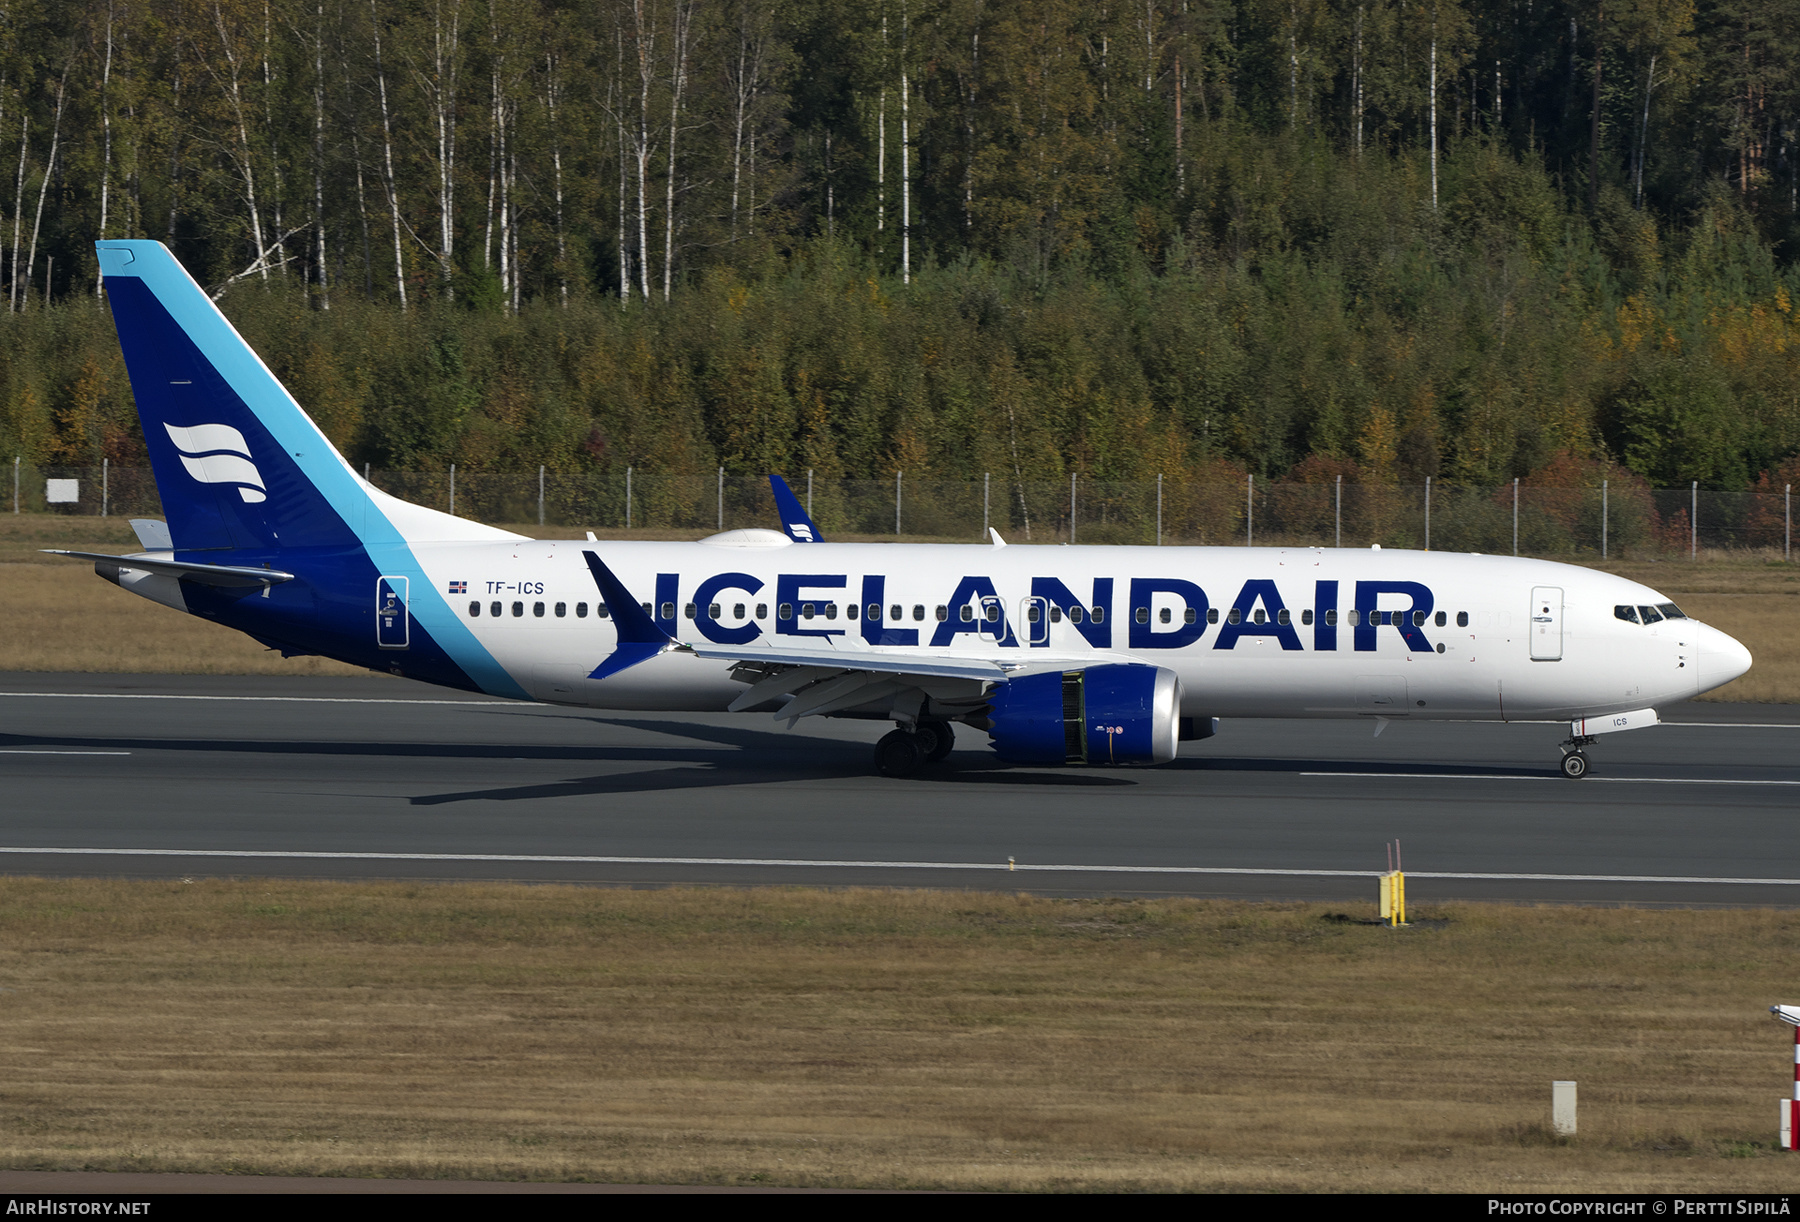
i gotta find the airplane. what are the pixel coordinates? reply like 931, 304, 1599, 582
49, 240, 1752, 780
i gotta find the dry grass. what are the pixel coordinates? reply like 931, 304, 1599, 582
2, 515, 1796, 699
0, 880, 1795, 1191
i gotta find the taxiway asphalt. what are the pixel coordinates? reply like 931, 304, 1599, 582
2, 672, 1796, 906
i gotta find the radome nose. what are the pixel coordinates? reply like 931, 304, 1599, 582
1695, 622, 1753, 695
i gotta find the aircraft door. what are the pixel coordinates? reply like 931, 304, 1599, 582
1021, 596, 1050, 646
978, 595, 1007, 642
377, 576, 410, 649
1529, 587, 1562, 661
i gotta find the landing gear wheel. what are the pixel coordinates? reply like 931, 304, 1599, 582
874, 729, 922, 778
1560, 751, 1590, 780
915, 720, 955, 763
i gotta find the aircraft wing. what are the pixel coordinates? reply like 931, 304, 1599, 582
581, 549, 1128, 722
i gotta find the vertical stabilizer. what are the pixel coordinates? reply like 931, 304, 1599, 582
97, 241, 518, 550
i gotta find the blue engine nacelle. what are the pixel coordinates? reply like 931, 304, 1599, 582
985, 664, 1182, 766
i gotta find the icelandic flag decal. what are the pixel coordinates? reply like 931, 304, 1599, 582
448, 581, 467, 594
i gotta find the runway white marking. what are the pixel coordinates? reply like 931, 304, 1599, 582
1301, 772, 1800, 786
0, 750, 131, 756
0, 847, 1794, 887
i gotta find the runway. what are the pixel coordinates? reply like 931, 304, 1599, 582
2, 672, 1798, 905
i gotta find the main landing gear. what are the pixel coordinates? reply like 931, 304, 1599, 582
874, 720, 955, 778
1558, 734, 1597, 779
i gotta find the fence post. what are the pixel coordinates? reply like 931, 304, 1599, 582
1246, 473, 1253, 547
895, 470, 903, 537
364, 461, 370, 481
1156, 473, 1163, 546
1602, 479, 1609, 559
626, 466, 633, 529
717, 466, 724, 530
983, 471, 990, 540
11, 456, 17, 514
1512, 477, 1519, 556
538, 465, 545, 526
1070, 472, 1077, 544
448, 464, 456, 516
1335, 474, 1341, 548
1692, 480, 1698, 559
1787, 484, 1792, 563
807, 468, 813, 517
1424, 475, 1431, 550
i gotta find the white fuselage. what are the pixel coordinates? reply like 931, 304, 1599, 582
401, 535, 1748, 721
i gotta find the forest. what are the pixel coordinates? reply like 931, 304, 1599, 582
0, 0, 1797, 502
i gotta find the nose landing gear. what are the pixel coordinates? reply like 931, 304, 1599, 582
1559, 733, 1597, 779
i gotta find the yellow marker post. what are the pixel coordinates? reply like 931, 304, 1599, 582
1379, 841, 1407, 926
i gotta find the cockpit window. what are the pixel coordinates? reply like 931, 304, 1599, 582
1638, 605, 1664, 624
1614, 605, 1640, 624
1658, 602, 1687, 620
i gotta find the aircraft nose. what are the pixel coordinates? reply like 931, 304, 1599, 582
1695, 622, 1752, 696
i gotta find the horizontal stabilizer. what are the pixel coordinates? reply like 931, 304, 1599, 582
44, 549, 293, 588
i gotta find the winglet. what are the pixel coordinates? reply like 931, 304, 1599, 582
769, 474, 824, 543
583, 551, 682, 681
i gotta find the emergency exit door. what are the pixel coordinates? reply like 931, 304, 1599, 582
1529, 586, 1562, 660
377, 576, 410, 649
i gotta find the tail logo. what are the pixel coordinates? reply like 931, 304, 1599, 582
163, 422, 268, 504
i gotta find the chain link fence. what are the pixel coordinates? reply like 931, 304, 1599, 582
10, 458, 1796, 559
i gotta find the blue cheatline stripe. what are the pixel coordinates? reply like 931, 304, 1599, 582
96, 241, 530, 700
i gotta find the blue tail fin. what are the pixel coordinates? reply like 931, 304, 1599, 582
98, 241, 512, 551
768, 474, 824, 543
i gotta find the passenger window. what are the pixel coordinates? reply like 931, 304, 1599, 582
1027, 605, 1041, 623
984, 603, 999, 623
825, 604, 838, 620
848, 604, 858, 620
1456, 611, 1468, 627
1157, 607, 1169, 624
1639, 605, 1664, 624
1277, 609, 1291, 626
578, 603, 590, 618
533, 602, 545, 617
868, 604, 882, 621
1615, 605, 1640, 624
1208, 608, 1219, 624
1301, 609, 1314, 626
1658, 603, 1687, 620
1184, 608, 1197, 625
641, 603, 652, 617
779, 603, 793, 620
1136, 607, 1150, 624
512, 601, 524, 617
802, 603, 816, 619
1070, 606, 1084, 624
490, 601, 502, 617
1434, 611, 1446, 627
1413, 610, 1425, 627
555, 602, 567, 618
733, 604, 745, 619
959, 605, 973, 622
659, 602, 674, 619
1050, 606, 1062, 623
469, 601, 480, 617
913, 605, 925, 621
1347, 609, 1361, 626
1325, 609, 1338, 626
756, 603, 768, 618
890, 604, 902, 621
708, 602, 721, 619
1228, 609, 1241, 625
1091, 607, 1105, 623
935, 606, 947, 621
1252, 609, 1266, 625
684, 603, 696, 619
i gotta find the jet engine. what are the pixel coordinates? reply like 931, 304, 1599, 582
985, 664, 1182, 766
